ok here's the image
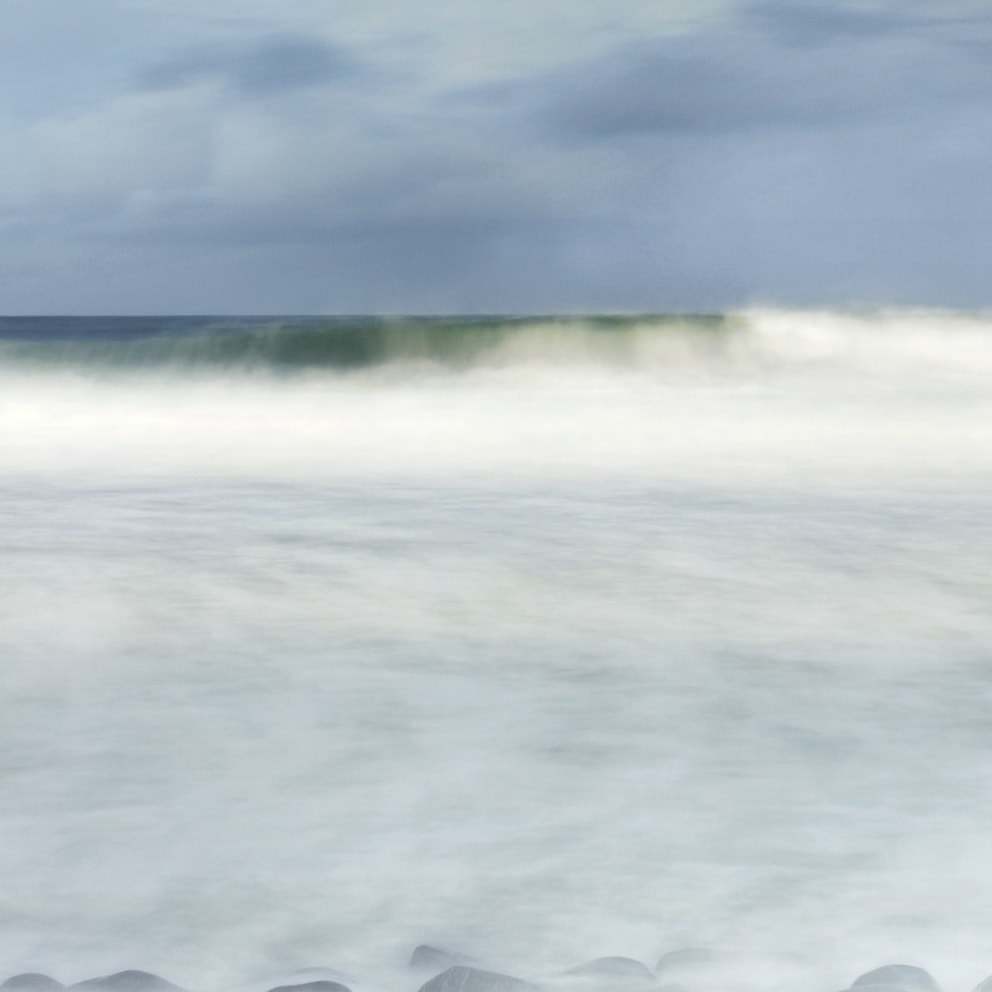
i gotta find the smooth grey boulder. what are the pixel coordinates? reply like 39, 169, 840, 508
277, 972, 349, 982
411, 949, 478, 973
845, 985, 911, 992
418, 966, 538, 992
2, 977, 65, 992
654, 952, 715, 979
972, 976, 992, 992
850, 966, 941, 992
564, 959, 655, 983
266, 983, 351, 992
67, 973, 185, 992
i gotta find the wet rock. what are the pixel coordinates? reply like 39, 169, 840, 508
2, 977, 65, 992
653, 952, 716, 979
850, 966, 941, 992
265, 982, 351, 992
411, 949, 478, 973
652, 950, 722, 992
845, 985, 909, 992
67, 972, 185, 992
564, 959, 655, 984
418, 966, 538, 992
279, 971, 348, 981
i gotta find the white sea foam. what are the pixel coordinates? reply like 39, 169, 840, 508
2, 309, 992, 487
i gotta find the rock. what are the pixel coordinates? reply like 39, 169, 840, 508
265, 983, 351, 992
564, 959, 655, 983
2, 977, 65, 992
279, 972, 348, 981
418, 966, 538, 992
653, 952, 716, 979
845, 985, 909, 992
67, 973, 185, 992
850, 967, 941, 992
411, 949, 478, 973
972, 977, 992, 992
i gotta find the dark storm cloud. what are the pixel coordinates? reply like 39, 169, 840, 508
140, 34, 358, 95
544, 4, 992, 138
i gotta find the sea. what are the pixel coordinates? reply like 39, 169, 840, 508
2, 311, 992, 992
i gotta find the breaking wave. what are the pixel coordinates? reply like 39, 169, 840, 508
3, 308, 992, 484
1, 309, 991, 379
0, 315, 727, 372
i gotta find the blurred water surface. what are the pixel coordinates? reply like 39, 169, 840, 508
1, 311, 991, 992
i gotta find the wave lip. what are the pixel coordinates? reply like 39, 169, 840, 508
0, 314, 730, 373
3, 309, 992, 379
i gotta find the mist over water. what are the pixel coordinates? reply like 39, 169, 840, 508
2, 311, 992, 992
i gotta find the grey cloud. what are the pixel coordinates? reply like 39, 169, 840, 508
542, 4, 992, 138
15, 189, 569, 313
744, 2, 924, 45
12, 0, 992, 312
110, 155, 549, 250
545, 42, 805, 136
140, 34, 358, 95
748, 1, 992, 47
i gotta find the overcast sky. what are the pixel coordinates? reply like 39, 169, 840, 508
2, 0, 990, 313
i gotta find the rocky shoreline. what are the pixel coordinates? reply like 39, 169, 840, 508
0, 950, 981, 992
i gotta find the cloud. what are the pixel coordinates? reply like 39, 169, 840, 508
745, 1, 921, 44
541, 3, 992, 138
31, 85, 217, 204
139, 34, 358, 95
8, 0, 992, 312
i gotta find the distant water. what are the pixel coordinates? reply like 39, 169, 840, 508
2, 311, 992, 992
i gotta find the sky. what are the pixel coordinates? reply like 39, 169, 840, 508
1, 0, 990, 314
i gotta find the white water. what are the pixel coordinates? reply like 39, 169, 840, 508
2, 310, 992, 992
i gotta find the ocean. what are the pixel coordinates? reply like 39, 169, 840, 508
2, 311, 991, 992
